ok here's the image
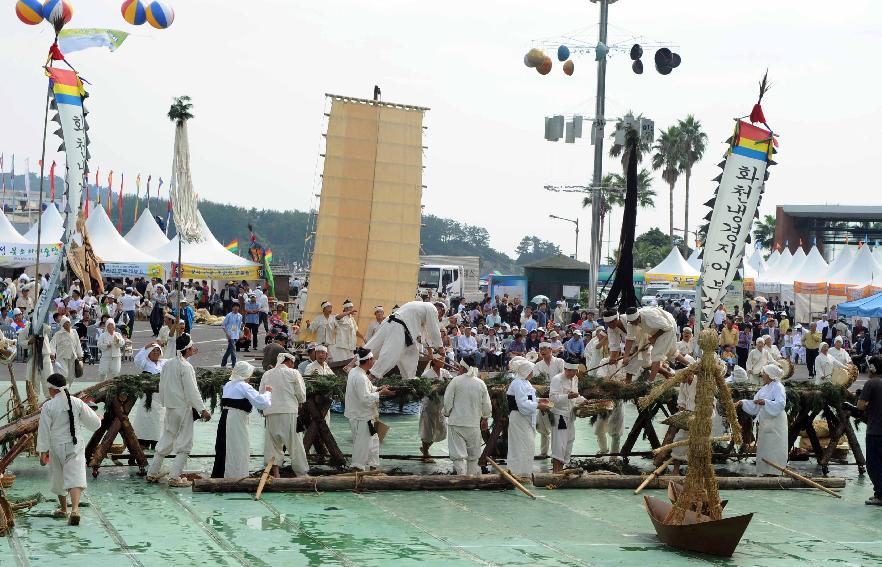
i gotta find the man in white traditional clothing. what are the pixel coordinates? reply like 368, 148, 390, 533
211, 361, 272, 479
156, 313, 179, 358
830, 336, 852, 366
97, 319, 126, 379
443, 359, 492, 476
303, 344, 334, 377
364, 300, 446, 380
418, 355, 451, 462
593, 356, 625, 457
131, 342, 168, 449
505, 357, 550, 477
816, 341, 848, 385
37, 373, 101, 525
50, 316, 83, 385
331, 299, 364, 362
737, 363, 788, 476
344, 347, 394, 471
307, 300, 334, 349
763, 335, 783, 360
364, 306, 385, 343
259, 352, 310, 478
746, 337, 774, 384
602, 309, 629, 366
20, 321, 54, 399
549, 354, 587, 472
533, 342, 564, 459
584, 328, 606, 372
146, 334, 211, 487
621, 306, 677, 382
297, 343, 316, 375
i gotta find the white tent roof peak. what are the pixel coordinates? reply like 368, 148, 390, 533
828, 244, 882, 287
646, 247, 700, 277
746, 248, 768, 275
84, 205, 160, 264
151, 209, 257, 267
825, 244, 855, 280
125, 210, 170, 254
756, 247, 794, 284
791, 245, 829, 284
23, 203, 64, 243
686, 248, 701, 271
0, 210, 28, 244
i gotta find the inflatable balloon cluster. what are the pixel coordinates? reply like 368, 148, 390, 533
523, 45, 574, 76
15, 0, 73, 31
122, 0, 174, 29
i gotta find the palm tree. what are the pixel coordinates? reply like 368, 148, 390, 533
651, 126, 683, 242
584, 169, 656, 260
677, 115, 708, 246
168, 95, 194, 125
608, 111, 653, 174
753, 214, 776, 250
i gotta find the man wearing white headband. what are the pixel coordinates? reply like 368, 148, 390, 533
147, 334, 211, 487
620, 306, 677, 382
37, 373, 101, 525
584, 328, 606, 372
746, 336, 774, 384
533, 342, 565, 459
505, 358, 550, 477
307, 301, 334, 349
97, 319, 126, 380
419, 355, 452, 463
344, 347, 394, 471
212, 361, 272, 479
816, 341, 848, 385
549, 355, 587, 472
50, 315, 83, 386
330, 299, 364, 362
443, 359, 492, 476
737, 363, 787, 476
260, 352, 309, 478
131, 342, 168, 449
763, 335, 783, 361
365, 306, 385, 343
364, 300, 445, 381
602, 309, 629, 367
830, 335, 851, 367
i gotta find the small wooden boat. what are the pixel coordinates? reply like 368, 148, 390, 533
644, 495, 752, 557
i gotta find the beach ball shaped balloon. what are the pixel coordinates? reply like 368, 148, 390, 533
563, 60, 574, 76
121, 0, 146, 25
145, 0, 174, 29
41, 0, 73, 30
15, 0, 44, 24
537, 56, 552, 75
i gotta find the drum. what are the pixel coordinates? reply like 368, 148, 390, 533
525, 351, 539, 363
777, 358, 795, 381
831, 364, 858, 388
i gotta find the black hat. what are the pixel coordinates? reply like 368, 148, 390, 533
176, 333, 194, 352
47, 373, 67, 389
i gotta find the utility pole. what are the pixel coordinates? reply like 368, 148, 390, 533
549, 214, 580, 260
587, 0, 613, 311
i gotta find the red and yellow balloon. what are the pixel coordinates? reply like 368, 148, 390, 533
15, 0, 44, 25
121, 0, 147, 25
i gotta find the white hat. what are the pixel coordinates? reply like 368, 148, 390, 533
549, 331, 560, 338
321, 301, 331, 309
314, 345, 328, 353
374, 305, 384, 314
538, 341, 552, 349
625, 308, 640, 322
755, 337, 765, 346
762, 363, 783, 380
820, 341, 829, 350
276, 352, 297, 367
343, 300, 354, 309
834, 336, 843, 344
230, 361, 255, 382
512, 359, 535, 379
12, 308, 21, 316
573, 329, 582, 336
602, 310, 619, 323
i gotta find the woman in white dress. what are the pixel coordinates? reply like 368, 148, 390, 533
50, 316, 83, 386
97, 319, 126, 379
505, 357, 550, 477
746, 337, 774, 384
130, 343, 167, 449
815, 342, 847, 385
737, 363, 788, 476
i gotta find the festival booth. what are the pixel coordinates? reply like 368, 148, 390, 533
22, 203, 64, 244
124, 210, 170, 254
754, 247, 797, 301
0, 205, 65, 269
791, 245, 831, 322
85, 206, 164, 279
836, 291, 882, 318
152, 213, 259, 280
644, 247, 699, 287
826, 245, 882, 309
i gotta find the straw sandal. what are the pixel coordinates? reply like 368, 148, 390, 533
68, 511, 80, 526
53, 508, 69, 519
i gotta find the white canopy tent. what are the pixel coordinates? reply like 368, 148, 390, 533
23, 204, 64, 244
873, 245, 882, 268
645, 247, 700, 287
765, 249, 781, 271
792, 246, 831, 322
686, 248, 702, 271
828, 245, 882, 289
85, 206, 162, 278
0, 210, 28, 244
824, 244, 855, 282
745, 248, 767, 275
124, 210, 170, 254
755, 247, 796, 301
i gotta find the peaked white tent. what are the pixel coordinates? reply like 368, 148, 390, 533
152, 211, 258, 278
125, 210, 170, 254
645, 247, 700, 286
786, 247, 808, 278
828, 245, 882, 289
746, 248, 768, 275
0, 211, 28, 244
793, 245, 832, 322
756, 248, 793, 288
686, 248, 702, 271
824, 244, 855, 281
85, 206, 161, 278
872, 245, 882, 269
791, 246, 828, 283
765, 249, 781, 271
23, 204, 64, 243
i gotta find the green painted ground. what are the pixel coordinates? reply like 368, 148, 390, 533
2, 403, 879, 566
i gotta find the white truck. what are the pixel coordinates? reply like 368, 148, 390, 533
418, 255, 482, 302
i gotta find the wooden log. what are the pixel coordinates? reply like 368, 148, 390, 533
761, 459, 842, 498
635, 458, 674, 495
255, 457, 274, 500
193, 473, 513, 493
654, 424, 679, 466
110, 395, 147, 473
0, 413, 40, 447
0, 434, 32, 472
486, 457, 536, 500
531, 473, 846, 490
841, 409, 867, 474
88, 398, 135, 475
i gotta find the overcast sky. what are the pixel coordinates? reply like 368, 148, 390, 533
2, 0, 880, 260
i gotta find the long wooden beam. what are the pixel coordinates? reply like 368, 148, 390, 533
193, 474, 512, 493
531, 473, 846, 490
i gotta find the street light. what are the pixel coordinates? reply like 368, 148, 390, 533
549, 214, 580, 260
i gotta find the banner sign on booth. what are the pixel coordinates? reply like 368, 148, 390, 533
101, 263, 164, 279
0, 242, 63, 268
171, 263, 260, 281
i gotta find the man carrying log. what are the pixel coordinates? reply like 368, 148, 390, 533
549, 354, 587, 473
344, 347, 394, 471
364, 300, 447, 380
443, 360, 491, 476
621, 306, 677, 382
259, 352, 308, 479
533, 342, 564, 459
146, 334, 212, 487
37, 373, 101, 526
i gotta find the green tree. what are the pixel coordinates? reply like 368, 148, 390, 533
514, 236, 562, 266
651, 126, 684, 242
634, 227, 686, 269
608, 111, 653, 173
167, 95, 194, 125
677, 115, 708, 247
753, 214, 776, 250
